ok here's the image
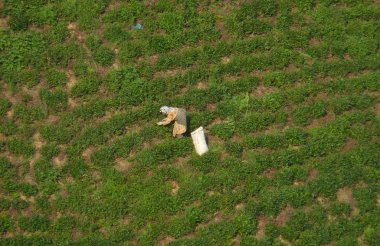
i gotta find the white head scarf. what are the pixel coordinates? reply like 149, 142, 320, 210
160, 106, 174, 114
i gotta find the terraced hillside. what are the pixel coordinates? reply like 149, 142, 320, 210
0, 0, 380, 245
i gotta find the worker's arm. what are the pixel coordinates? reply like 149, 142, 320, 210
157, 111, 176, 125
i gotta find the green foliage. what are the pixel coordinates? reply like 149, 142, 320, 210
225, 142, 243, 157
41, 144, 60, 160
103, 24, 129, 44
0, 216, 13, 233
293, 102, 327, 126
0, 98, 11, 116
18, 215, 50, 232
0, 1, 379, 244
19, 183, 39, 196
18, 69, 40, 88
45, 69, 67, 88
40, 89, 68, 112
210, 121, 235, 140
330, 94, 375, 114
70, 75, 101, 97
7, 138, 34, 157
93, 46, 115, 67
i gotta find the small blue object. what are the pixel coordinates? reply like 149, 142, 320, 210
132, 23, 142, 30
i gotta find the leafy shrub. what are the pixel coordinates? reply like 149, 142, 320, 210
330, 94, 374, 115
33, 159, 60, 193
225, 142, 243, 157
103, 24, 129, 44
210, 121, 235, 140
18, 215, 50, 232
284, 127, 308, 145
93, 46, 115, 66
52, 216, 76, 233
261, 92, 286, 111
63, 156, 88, 179
263, 71, 288, 87
352, 187, 376, 213
0, 216, 13, 233
346, 36, 378, 59
13, 104, 46, 123
364, 226, 380, 246
41, 144, 60, 160
18, 69, 40, 88
40, 89, 68, 112
49, 23, 70, 43
238, 112, 276, 133
0, 98, 11, 116
281, 210, 311, 241
104, 67, 139, 93
40, 124, 75, 144
187, 151, 220, 173
7, 138, 34, 157
330, 202, 351, 217
45, 69, 67, 88
48, 42, 83, 67
70, 75, 101, 97
292, 102, 327, 126
73, 62, 92, 78
19, 183, 39, 196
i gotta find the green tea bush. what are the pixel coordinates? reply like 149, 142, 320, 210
104, 67, 139, 93
238, 112, 276, 133
90, 146, 115, 167
292, 102, 327, 126
48, 42, 83, 67
281, 210, 311, 242
210, 122, 235, 140
93, 46, 115, 67
63, 156, 88, 179
40, 89, 68, 112
346, 36, 378, 59
261, 92, 286, 111
330, 94, 375, 115
73, 62, 92, 78
40, 124, 75, 144
103, 24, 129, 44
45, 69, 67, 88
0, 199, 12, 211
18, 215, 50, 232
135, 138, 192, 167
364, 226, 380, 246
18, 69, 40, 88
33, 158, 60, 184
0, 216, 13, 233
330, 202, 351, 217
0, 157, 17, 180
41, 144, 60, 160
225, 142, 243, 157
7, 138, 34, 157
187, 151, 220, 173
73, 99, 108, 120
119, 41, 146, 60
0, 98, 11, 116
11, 199, 29, 211
48, 23, 70, 43
352, 187, 376, 213
263, 71, 288, 87
243, 133, 287, 149
284, 127, 308, 145
19, 183, 39, 196
70, 75, 101, 97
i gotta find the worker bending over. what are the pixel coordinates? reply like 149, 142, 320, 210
157, 106, 187, 138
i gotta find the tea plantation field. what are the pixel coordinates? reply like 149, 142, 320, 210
0, 0, 380, 245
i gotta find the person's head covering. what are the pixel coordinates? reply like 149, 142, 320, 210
160, 106, 174, 114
